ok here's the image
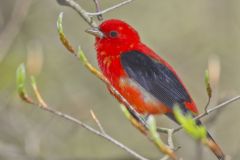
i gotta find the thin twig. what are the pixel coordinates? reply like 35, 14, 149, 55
197, 95, 240, 119
155, 127, 175, 149
87, 0, 134, 16
205, 97, 229, 127
57, 0, 97, 27
26, 82, 149, 160
57, 0, 134, 27
31, 77, 47, 108
90, 110, 106, 134
204, 97, 211, 113
157, 127, 171, 134
93, 0, 103, 21
40, 105, 149, 160
167, 129, 174, 149
174, 95, 240, 132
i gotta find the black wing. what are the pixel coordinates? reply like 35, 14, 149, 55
121, 51, 191, 113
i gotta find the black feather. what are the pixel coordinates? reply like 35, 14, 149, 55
121, 51, 191, 112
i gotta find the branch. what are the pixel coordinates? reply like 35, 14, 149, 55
196, 95, 240, 120
87, 0, 134, 16
42, 106, 149, 160
56, 0, 134, 27
16, 64, 149, 160
40, 106, 149, 160
92, 0, 103, 21
57, 0, 97, 27
173, 95, 240, 132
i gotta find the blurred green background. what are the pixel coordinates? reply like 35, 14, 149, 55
0, 0, 240, 159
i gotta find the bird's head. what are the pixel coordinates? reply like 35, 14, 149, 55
86, 19, 140, 52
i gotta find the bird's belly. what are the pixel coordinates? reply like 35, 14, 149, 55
117, 78, 170, 114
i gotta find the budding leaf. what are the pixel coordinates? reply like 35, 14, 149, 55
77, 46, 87, 63
57, 12, 64, 34
173, 106, 207, 140
120, 104, 131, 119
57, 12, 75, 53
205, 70, 212, 98
16, 64, 33, 103
147, 116, 176, 159
146, 115, 165, 147
16, 63, 26, 94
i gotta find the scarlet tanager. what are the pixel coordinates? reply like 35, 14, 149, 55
86, 19, 225, 160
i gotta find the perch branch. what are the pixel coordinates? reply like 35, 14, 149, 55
173, 95, 240, 132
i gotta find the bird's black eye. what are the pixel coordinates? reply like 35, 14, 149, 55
109, 31, 118, 38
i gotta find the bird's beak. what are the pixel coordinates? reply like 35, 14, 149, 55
85, 27, 104, 39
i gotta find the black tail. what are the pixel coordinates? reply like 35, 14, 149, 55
205, 132, 225, 160
165, 112, 225, 160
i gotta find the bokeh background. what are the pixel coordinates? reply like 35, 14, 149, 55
0, 0, 240, 159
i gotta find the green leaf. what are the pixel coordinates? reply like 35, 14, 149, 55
57, 12, 64, 34
77, 46, 87, 63
57, 12, 75, 54
120, 104, 131, 119
146, 115, 164, 146
173, 106, 207, 140
16, 63, 26, 94
16, 64, 33, 103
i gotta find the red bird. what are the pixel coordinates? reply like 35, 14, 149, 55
86, 19, 225, 159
